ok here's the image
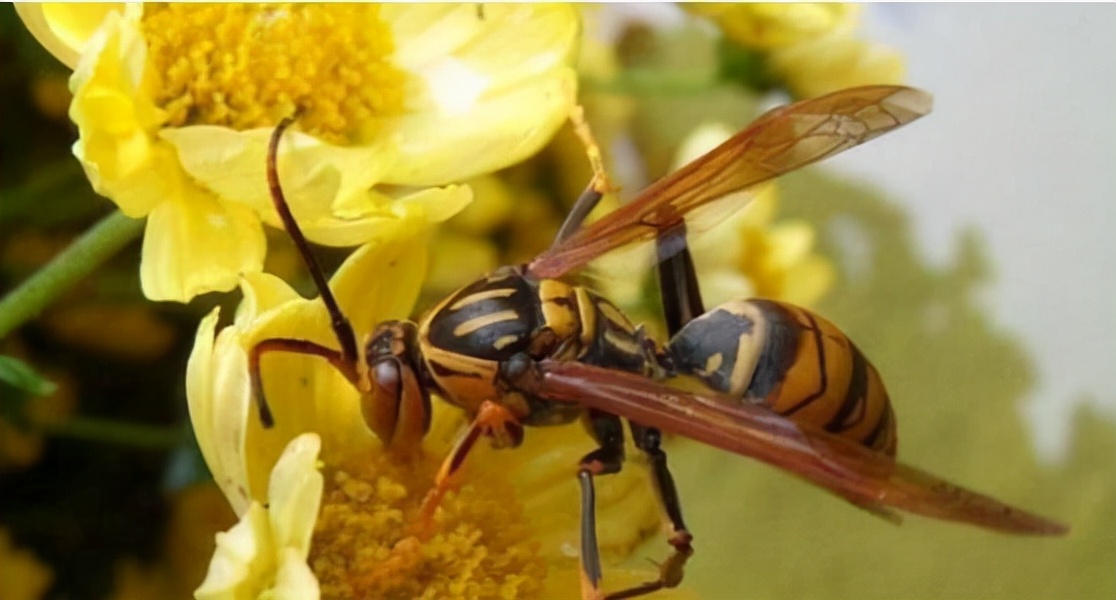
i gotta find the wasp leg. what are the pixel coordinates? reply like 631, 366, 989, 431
601, 423, 695, 600
578, 409, 627, 600
267, 119, 360, 364
553, 104, 615, 244
416, 400, 523, 534
590, 223, 699, 599
656, 222, 704, 337
249, 338, 359, 428
554, 183, 605, 244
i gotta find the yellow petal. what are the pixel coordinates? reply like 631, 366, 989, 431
687, 3, 861, 50
68, 6, 169, 217
385, 66, 576, 185
15, 3, 123, 69
235, 273, 304, 326
159, 126, 392, 226
271, 548, 320, 600
266, 434, 323, 557
187, 308, 254, 516
380, 4, 579, 185
140, 194, 266, 302
194, 503, 276, 600
329, 221, 432, 337
770, 33, 906, 98
296, 185, 472, 248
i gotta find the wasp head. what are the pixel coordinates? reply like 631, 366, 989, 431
361, 320, 431, 450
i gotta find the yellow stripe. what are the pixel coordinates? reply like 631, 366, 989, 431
452, 309, 520, 337
575, 288, 597, 348
449, 287, 518, 311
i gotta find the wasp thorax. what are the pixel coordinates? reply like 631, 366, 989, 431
361, 320, 431, 451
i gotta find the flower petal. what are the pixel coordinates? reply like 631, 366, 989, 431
162, 127, 472, 248
770, 33, 906, 99
68, 6, 170, 217
140, 193, 266, 301
380, 4, 579, 185
160, 126, 393, 225
267, 434, 323, 557
187, 308, 251, 516
16, 3, 123, 69
383, 67, 576, 185
194, 503, 275, 600
270, 547, 320, 600
328, 218, 433, 337
295, 185, 471, 248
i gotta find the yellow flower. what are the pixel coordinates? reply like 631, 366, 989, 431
686, 3, 860, 50
18, 4, 579, 302
0, 527, 53, 600
688, 3, 905, 98
768, 34, 906, 99
186, 223, 687, 599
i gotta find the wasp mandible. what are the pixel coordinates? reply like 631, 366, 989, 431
251, 85, 1068, 600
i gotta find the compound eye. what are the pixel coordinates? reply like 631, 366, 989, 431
363, 359, 404, 443
372, 360, 402, 402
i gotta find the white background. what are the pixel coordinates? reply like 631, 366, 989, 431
841, 4, 1116, 461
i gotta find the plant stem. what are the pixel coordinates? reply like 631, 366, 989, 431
582, 70, 719, 96
42, 417, 185, 449
0, 210, 144, 339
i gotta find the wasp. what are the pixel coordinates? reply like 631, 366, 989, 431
251, 85, 1068, 600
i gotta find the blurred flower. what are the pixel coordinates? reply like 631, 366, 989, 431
0, 527, 53, 600
590, 121, 834, 335
109, 483, 237, 600
688, 3, 905, 97
186, 223, 677, 599
687, 3, 860, 50
17, 4, 579, 302
768, 34, 906, 99
679, 123, 835, 310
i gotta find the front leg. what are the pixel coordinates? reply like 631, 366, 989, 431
416, 400, 523, 535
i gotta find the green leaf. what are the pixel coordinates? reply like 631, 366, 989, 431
0, 354, 57, 397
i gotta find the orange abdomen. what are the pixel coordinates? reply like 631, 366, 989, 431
664, 298, 897, 455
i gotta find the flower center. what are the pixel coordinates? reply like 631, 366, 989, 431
310, 451, 547, 600
141, 4, 405, 143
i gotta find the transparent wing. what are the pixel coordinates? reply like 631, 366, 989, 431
527, 85, 932, 279
512, 360, 1068, 536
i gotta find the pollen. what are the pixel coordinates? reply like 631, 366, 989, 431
310, 452, 548, 600
141, 4, 405, 144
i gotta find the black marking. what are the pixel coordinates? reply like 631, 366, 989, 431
774, 307, 829, 416
579, 296, 650, 374
862, 402, 894, 451
427, 272, 539, 361
427, 359, 484, 380
748, 300, 810, 407
824, 344, 869, 432
667, 308, 755, 393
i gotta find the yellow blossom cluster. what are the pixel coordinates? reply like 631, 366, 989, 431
689, 3, 905, 98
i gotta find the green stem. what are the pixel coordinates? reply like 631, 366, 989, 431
582, 70, 720, 96
41, 417, 185, 449
0, 210, 144, 339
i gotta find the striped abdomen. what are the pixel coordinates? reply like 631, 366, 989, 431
664, 298, 897, 455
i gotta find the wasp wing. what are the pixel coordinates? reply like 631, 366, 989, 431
527, 85, 932, 280
514, 360, 1068, 536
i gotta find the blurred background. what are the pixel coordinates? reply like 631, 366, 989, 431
1, 4, 1113, 599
